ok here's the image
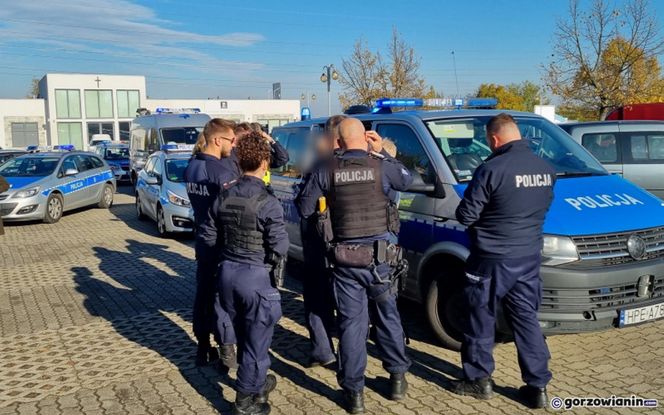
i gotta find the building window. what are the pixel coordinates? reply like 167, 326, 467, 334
257, 119, 290, 134
119, 121, 131, 141
87, 122, 115, 141
55, 89, 81, 119
117, 90, 140, 118
85, 90, 113, 118
57, 122, 83, 149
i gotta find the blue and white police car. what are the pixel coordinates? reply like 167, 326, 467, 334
135, 144, 194, 236
270, 98, 664, 350
94, 142, 130, 183
0, 146, 116, 223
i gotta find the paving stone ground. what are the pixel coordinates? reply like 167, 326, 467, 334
1, 188, 663, 415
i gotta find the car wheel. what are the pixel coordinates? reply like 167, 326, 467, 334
97, 184, 114, 208
425, 274, 465, 351
156, 205, 168, 237
135, 193, 147, 220
43, 193, 64, 224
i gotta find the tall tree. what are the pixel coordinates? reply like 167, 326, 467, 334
27, 77, 40, 98
339, 28, 429, 109
476, 81, 547, 111
545, 0, 664, 119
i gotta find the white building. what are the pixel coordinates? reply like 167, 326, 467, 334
0, 73, 300, 149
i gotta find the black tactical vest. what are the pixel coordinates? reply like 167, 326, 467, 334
219, 190, 269, 252
328, 155, 389, 239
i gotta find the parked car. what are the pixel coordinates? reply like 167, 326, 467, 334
0, 150, 115, 223
94, 142, 130, 183
135, 144, 193, 236
89, 134, 113, 148
270, 105, 664, 350
560, 121, 664, 199
0, 149, 28, 165
129, 108, 210, 186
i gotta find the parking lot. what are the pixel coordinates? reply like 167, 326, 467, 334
0, 188, 663, 415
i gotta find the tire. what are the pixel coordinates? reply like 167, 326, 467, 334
156, 205, 168, 237
135, 193, 147, 221
97, 184, 114, 208
43, 193, 64, 224
425, 275, 465, 351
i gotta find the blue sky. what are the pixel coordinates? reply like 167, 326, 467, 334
1, 0, 663, 115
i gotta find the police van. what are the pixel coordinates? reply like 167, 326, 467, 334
270, 100, 664, 350
129, 108, 210, 186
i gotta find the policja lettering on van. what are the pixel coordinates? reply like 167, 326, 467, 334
565, 193, 644, 211
515, 173, 553, 188
334, 168, 375, 184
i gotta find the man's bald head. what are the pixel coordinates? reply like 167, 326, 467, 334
485, 113, 521, 151
338, 118, 367, 150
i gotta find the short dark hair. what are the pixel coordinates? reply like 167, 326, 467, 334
486, 113, 516, 137
235, 122, 252, 134
235, 131, 271, 172
203, 118, 236, 145
325, 114, 348, 139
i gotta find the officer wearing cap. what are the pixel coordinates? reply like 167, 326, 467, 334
453, 113, 555, 409
183, 118, 238, 369
295, 114, 347, 368
213, 131, 289, 415
296, 118, 412, 414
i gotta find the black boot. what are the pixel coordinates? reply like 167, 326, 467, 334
452, 377, 494, 400
519, 385, 548, 409
220, 344, 239, 370
390, 373, 408, 401
342, 389, 365, 414
255, 374, 277, 404
208, 346, 219, 363
195, 343, 210, 366
232, 392, 270, 415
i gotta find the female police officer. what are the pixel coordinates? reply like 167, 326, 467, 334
213, 131, 289, 415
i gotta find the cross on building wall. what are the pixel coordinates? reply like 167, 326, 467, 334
94, 77, 101, 88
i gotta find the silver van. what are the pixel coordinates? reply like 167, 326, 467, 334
271, 110, 664, 350
560, 121, 664, 199
129, 109, 211, 185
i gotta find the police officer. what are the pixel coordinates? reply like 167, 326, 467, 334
183, 118, 238, 369
220, 126, 289, 179
453, 113, 555, 409
295, 114, 347, 368
296, 118, 412, 414
213, 131, 289, 415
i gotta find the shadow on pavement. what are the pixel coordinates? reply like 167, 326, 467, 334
72, 238, 233, 413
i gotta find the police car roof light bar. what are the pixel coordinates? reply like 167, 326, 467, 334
155, 107, 201, 114
161, 143, 194, 153
53, 144, 75, 151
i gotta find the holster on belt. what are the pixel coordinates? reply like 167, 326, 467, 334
332, 244, 374, 268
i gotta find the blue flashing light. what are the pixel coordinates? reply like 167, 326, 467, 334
375, 98, 424, 108
26, 145, 39, 151
53, 144, 75, 151
466, 98, 498, 108
155, 107, 201, 114
160, 143, 194, 153
301, 106, 311, 120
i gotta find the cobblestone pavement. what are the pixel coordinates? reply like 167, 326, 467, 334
1, 189, 663, 415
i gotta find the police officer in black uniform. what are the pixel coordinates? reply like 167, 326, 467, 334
295, 114, 347, 368
183, 118, 238, 369
220, 127, 289, 179
296, 118, 412, 414
213, 131, 289, 415
453, 113, 555, 409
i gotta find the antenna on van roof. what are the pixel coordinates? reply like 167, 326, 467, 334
136, 108, 151, 116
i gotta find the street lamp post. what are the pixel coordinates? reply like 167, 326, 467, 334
320, 64, 339, 116
300, 91, 317, 107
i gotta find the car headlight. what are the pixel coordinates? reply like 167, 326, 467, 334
13, 186, 40, 198
167, 190, 190, 207
541, 235, 579, 266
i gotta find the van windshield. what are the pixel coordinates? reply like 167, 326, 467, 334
161, 127, 202, 145
425, 116, 608, 182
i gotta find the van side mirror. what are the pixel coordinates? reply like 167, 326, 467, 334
145, 175, 161, 185
406, 174, 446, 198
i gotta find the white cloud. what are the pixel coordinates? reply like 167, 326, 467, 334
0, 0, 266, 74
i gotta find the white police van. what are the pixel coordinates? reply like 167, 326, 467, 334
270, 99, 664, 350
129, 108, 210, 186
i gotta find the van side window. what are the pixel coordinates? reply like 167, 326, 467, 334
581, 133, 618, 163
375, 123, 434, 184
147, 129, 159, 153
270, 129, 289, 176
282, 129, 308, 178
131, 127, 147, 152
143, 157, 155, 175
152, 158, 163, 177
627, 133, 664, 161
